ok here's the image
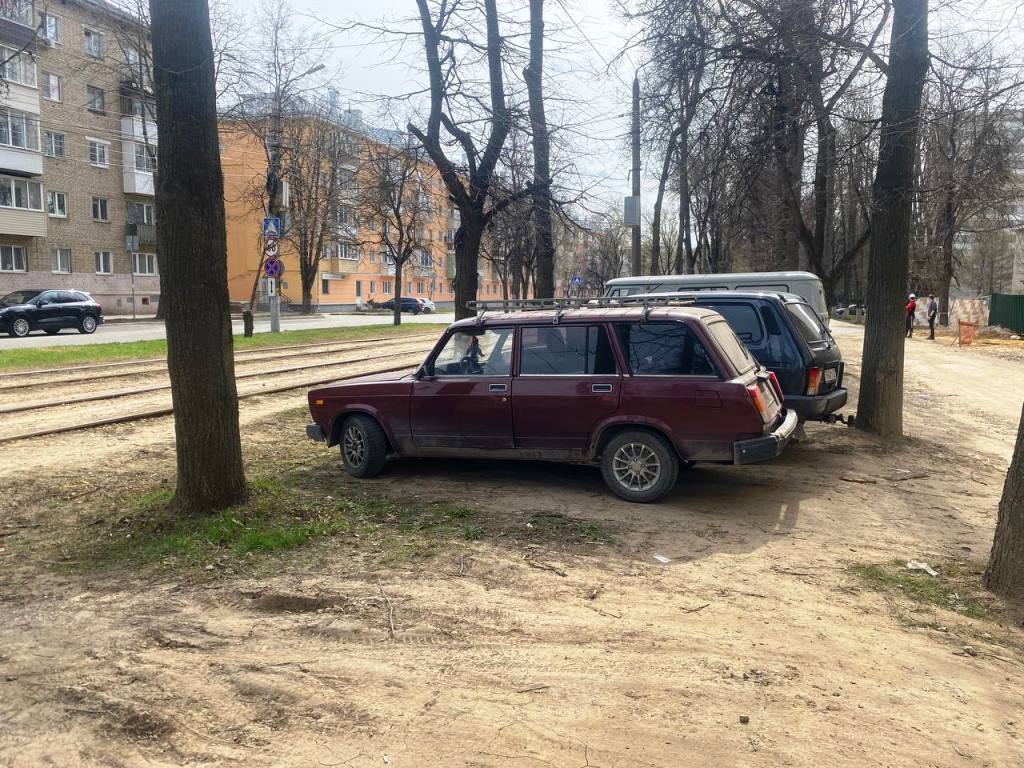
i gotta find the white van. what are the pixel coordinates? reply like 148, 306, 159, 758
604, 271, 829, 326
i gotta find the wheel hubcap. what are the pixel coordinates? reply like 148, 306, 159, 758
83, 317, 96, 332
343, 425, 366, 467
612, 442, 661, 491
13, 319, 28, 336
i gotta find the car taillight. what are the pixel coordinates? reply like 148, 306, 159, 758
747, 384, 769, 420
806, 367, 822, 396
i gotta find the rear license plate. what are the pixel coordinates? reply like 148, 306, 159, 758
823, 368, 838, 385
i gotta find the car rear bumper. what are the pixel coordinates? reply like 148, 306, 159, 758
784, 387, 848, 419
733, 409, 799, 464
306, 423, 325, 442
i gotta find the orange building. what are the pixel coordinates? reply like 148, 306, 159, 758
220, 107, 504, 311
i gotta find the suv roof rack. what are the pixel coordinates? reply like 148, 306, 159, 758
466, 296, 696, 325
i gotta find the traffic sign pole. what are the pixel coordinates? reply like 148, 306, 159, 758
263, 232, 282, 333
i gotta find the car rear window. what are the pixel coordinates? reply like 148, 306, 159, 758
614, 322, 717, 376
520, 325, 616, 375
786, 302, 830, 344
705, 319, 756, 375
704, 302, 764, 344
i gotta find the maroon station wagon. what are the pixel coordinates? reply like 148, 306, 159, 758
306, 300, 799, 502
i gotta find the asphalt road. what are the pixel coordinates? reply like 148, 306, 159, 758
0, 312, 455, 348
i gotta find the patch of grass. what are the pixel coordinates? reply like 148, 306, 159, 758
462, 525, 484, 541
0, 323, 443, 372
850, 561, 992, 620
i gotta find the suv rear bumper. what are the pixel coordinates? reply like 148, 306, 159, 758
733, 409, 799, 464
784, 387, 848, 420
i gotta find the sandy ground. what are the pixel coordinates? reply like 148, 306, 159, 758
1, 324, 1023, 767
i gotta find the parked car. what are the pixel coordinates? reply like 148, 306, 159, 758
623, 291, 847, 421
604, 271, 830, 326
306, 299, 798, 503
0, 289, 103, 338
377, 297, 432, 314
418, 297, 437, 313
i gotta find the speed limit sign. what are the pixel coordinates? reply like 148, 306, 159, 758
264, 238, 279, 258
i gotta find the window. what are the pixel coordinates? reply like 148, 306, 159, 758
95, 251, 113, 274
44, 131, 65, 158
707, 303, 764, 345
40, 72, 60, 102
88, 140, 109, 167
134, 143, 157, 173
92, 197, 109, 221
127, 202, 155, 225
339, 243, 359, 261
84, 28, 103, 58
786, 302, 830, 345
0, 176, 42, 210
705, 320, 755, 374
369, 281, 376, 295
355, 280, 362, 297
0, 108, 40, 150
132, 252, 157, 275
47, 191, 67, 218
121, 94, 155, 120
0, 45, 35, 87
432, 329, 513, 376
40, 12, 61, 42
519, 325, 616, 376
86, 86, 105, 114
52, 248, 71, 274
0, 245, 27, 272
2, 0, 33, 26
614, 322, 717, 376
321, 278, 329, 295
417, 281, 424, 293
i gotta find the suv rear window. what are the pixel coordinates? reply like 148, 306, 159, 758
786, 302, 829, 345
520, 325, 616, 375
705, 302, 764, 344
705, 319, 756, 374
614, 322, 716, 376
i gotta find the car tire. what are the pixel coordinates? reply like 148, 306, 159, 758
8, 317, 30, 338
600, 429, 679, 503
338, 414, 388, 478
78, 315, 98, 334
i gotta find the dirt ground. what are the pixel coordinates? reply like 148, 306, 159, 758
1, 323, 1023, 767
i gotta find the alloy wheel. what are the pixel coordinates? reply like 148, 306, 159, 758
343, 424, 366, 467
612, 442, 662, 492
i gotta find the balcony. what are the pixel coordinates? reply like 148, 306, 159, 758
331, 257, 360, 274
121, 116, 158, 143
0, 207, 45, 237
445, 255, 456, 279
414, 263, 435, 277
126, 222, 157, 248
0, 145, 41, 176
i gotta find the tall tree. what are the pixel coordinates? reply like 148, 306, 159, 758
985, 406, 1024, 598
525, 0, 556, 298
150, 0, 248, 513
855, 0, 929, 440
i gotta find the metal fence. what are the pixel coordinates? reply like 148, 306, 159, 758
988, 293, 1024, 333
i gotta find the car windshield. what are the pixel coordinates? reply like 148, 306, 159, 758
706, 319, 756, 375
0, 290, 40, 307
786, 302, 832, 345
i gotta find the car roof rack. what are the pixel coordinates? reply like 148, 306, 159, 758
466, 296, 696, 325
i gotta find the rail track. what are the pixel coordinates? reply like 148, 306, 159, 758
0, 335, 437, 445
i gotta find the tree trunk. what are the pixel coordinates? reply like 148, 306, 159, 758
525, 0, 555, 299
454, 214, 482, 319
652, 127, 681, 276
985, 404, 1024, 598
150, 0, 247, 514
393, 262, 403, 326
856, 0, 929, 440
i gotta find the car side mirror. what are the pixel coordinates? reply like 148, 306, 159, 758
35, 299, 47, 306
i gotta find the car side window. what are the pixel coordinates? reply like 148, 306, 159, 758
707, 303, 764, 344
614, 322, 717, 376
432, 328, 512, 376
57, 291, 78, 303
519, 325, 616, 375
36, 291, 59, 305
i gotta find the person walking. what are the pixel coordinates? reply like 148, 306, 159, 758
905, 293, 917, 338
927, 293, 938, 340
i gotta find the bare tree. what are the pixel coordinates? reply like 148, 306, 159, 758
525, 0, 556, 298
150, 0, 247, 513
856, 0, 930, 440
985, 406, 1024, 598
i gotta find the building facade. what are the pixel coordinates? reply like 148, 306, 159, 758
0, 0, 159, 316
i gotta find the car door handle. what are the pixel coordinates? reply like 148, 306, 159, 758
592, 384, 613, 393
488, 383, 507, 393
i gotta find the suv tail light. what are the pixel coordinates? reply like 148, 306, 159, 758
806, 367, 822, 396
747, 384, 770, 421
767, 371, 784, 402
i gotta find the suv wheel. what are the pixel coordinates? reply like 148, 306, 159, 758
339, 414, 388, 478
9, 317, 30, 338
600, 429, 679, 503
78, 315, 97, 334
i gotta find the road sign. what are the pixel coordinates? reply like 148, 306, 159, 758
264, 238, 279, 258
262, 217, 281, 239
267, 277, 277, 296
264, 258, 282, 279
572, 275, 582, 286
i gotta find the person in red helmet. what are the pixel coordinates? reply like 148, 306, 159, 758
905, 294, 918, 338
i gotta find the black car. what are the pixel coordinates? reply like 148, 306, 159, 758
629, 291, 847, 420
377, 296, 426, 314
0, 289, 104, 338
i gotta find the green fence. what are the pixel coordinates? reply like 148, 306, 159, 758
989, 293, 1024, 333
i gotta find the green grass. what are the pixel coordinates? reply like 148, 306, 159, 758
0, 323, 444, 372
850, 561, 992, 620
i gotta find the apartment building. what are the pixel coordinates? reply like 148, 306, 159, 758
221, 106, 505, 311
0, 0, 158, 315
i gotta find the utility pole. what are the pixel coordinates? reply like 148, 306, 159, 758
630, 74, 642, 276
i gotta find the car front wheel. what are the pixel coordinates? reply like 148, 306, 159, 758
78, 315, 98, 334
339, 414, 388, 478
8, 317, 30, 338
600, 429, 679, 503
